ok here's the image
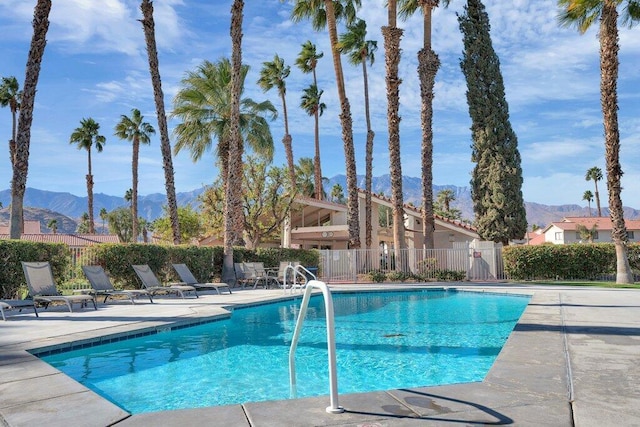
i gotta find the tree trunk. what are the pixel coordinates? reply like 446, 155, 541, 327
600, 0, 632, 283
86, 147, 95, 234
325, 0, 360, 248
383, 1, 405, 258
9, 0, 51, 239
594, 180, 602, 217
281, 92, 296, 188
140, 0, 181, 245
363, 57, 374, 249
132, 137, 140, 242
418, 46, 439, 250
223, 0, 244, 283
313, 106, 323, 200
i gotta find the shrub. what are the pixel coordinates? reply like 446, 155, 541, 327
0, 241, 70, 298
368, 270, 387, 283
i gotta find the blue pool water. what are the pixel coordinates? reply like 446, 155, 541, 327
41, 290, 529, 414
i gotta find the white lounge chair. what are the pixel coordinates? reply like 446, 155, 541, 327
132, 264, 198, 299
172, 264, 232, 295
22, 261, 97, 312
82, 265, 153, 304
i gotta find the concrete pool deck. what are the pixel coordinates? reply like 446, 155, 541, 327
1, 284, 639, 426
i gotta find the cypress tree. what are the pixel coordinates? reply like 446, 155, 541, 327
458, 0, 527, 244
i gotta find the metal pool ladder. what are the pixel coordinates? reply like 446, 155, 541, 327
288, 279, 344, 414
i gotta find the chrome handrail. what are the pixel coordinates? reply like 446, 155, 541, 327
288, 280, 343, 414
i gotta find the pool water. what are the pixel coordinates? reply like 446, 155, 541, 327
41, 290, 529, 414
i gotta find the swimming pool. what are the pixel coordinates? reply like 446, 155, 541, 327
40, 289, 529, 414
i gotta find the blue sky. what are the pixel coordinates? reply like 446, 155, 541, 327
0, 0, 638, 207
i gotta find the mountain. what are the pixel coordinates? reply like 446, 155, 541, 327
1, 177, 638, 232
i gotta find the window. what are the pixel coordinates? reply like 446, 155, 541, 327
629, 231, 635, 240
554, 232, 562, 240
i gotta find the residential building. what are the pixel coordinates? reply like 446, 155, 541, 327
535, 217, 640, 245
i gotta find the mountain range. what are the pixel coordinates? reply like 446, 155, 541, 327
1, 174, 638, 234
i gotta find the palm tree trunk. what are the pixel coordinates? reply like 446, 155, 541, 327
281, 93, 296, 188
140, 0, 181, 245
419, 46, 439, 250
86, 147, 95, 234
324, 0, 360, 248
594, 181, 602, 216
363, 57, 374, 249
9, 107, 17, 167
9, 0, 51, 239
132, 138, 140, 242
311, 66, 323, 200
383, 1, 406, 257
600, 0, 632, 283
223, 0, 244, 283
313, 107, 323, 200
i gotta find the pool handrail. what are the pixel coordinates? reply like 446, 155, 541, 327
283, 264, 317, 294
288, 279, 343, 414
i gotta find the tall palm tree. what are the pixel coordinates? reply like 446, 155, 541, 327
383, 0, 407, 256
258, 55, 296, 188
0, 76, 21, 167
172, 58, 275, 250
585, 166, 603, 216
559, 0, 639, 284
299, 83, 326, 199
338, 18, 377, 249
296, 41, 324, 200
70, 118, 105, 235
290, 0, 362, 248
223, 0, 246, 282
47, 218, 57, 234
9, 0, 51, 239
140, 0, 181, 244
115, 108, 155, 243
582, 189, 594, 217
399, 0, 450, 250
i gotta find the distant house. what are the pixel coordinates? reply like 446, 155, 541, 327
532, 217, 640, 245
284, 190, 479, 250
0, 220, 120, 247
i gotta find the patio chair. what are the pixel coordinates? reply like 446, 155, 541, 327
233, 263, 251, 288
21, 261, 97, 312
249, 262, 276, 289
82, 265, 153, 304
172, 264, 232, 295
270, 261, 301, 289
0, 299, 39, 321
132, 264, 198, 299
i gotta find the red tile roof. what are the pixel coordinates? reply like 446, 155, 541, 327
0, 234, 120, 246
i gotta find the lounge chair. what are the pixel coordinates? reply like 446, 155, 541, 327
270, 261, 301, 289
132, 264, 198, 299
248, 262, 275, 289
172, 264, 232, 295
82, 265, 153, 304
0, 299, 39, 321
21, 261, 97, 312
233, 263, 251, 288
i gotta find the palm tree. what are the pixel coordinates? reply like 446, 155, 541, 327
140, 0, 181, 244
585, 166, 603, 216
47, 218, 57, 234
9, 0, 51, 239
383, 0, 407, 255
0, 76, 21, 167
559, 0, 639, 284
223, 0, 246, 282
77, 212, 90, 234
436, 189, 455, 212
399, 0, 450, 250
258, 54, 296, 187
338, 18, 377, 249
99, 207, 108, 234
300, 83, 326, 199
172, 59, 276, 190
331, 183, 345, 203
296, 41, 324, 200
70, 118, 105, 234
290, 0, 362, 248
295, 157, 316, 197
582, 189, 594, 217
114, 108, 155, 243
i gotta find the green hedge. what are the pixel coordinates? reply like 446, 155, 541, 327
0, 241, 71, 298
86, 244, 320, 287
503, 243, 640, 280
